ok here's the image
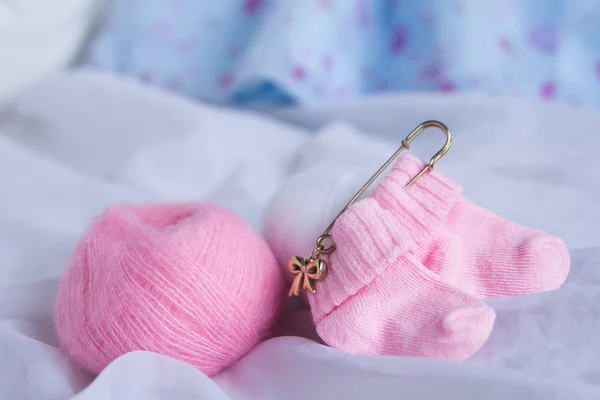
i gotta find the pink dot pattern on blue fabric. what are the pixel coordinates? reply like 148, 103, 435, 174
83, 0, 600, 107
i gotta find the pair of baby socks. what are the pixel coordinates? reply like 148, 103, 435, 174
267, 155, 570, 360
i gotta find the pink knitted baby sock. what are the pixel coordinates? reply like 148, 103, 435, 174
310, 198, 495, 361
372, 155, 570, 299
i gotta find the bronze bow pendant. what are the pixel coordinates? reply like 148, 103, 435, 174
288, 256, 328, 297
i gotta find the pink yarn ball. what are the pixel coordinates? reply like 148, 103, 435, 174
55, 202, 285, 376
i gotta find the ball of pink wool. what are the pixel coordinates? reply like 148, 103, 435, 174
54, 202, 285, 376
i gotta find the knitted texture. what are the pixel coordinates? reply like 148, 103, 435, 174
310, 198, 496, 361
264, 154, 571, 300
375, 155, 570, 298
263, 153, 570, 360
55, 202, 285, 376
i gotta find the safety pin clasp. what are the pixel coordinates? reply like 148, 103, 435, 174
287, 120, 452, 297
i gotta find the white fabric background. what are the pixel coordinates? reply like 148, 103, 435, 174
0, 70, 599, 399
0, 0, 102, 105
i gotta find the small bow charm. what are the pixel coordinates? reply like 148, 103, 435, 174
288, 256, 328, 297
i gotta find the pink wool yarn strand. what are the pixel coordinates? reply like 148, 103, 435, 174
55, 202, 285, 376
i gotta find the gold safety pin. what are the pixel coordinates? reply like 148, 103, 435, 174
287, 120, 452, 297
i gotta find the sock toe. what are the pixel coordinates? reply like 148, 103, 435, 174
441, 304, 496, 361
520, 234, 570, 293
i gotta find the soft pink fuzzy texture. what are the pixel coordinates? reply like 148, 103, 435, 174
55, 202, 285, 376
311, 198, 496, 361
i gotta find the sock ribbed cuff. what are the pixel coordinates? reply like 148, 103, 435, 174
309, 198, 415, 323
372, 154, 462, 247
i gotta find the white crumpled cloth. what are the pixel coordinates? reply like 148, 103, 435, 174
0, 70, 599, 399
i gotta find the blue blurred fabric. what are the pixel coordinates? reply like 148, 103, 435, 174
84, 0, 600, 107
